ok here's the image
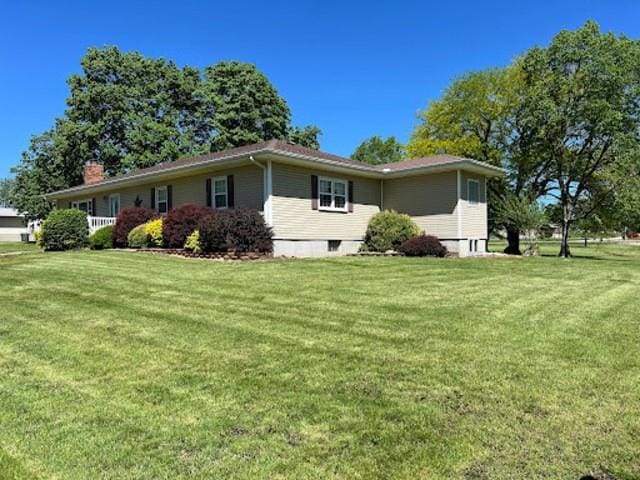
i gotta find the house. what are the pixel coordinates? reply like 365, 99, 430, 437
45, 140, 504, 256
0, 207, 26, 242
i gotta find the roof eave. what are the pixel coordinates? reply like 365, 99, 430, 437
46, 148, 504, 200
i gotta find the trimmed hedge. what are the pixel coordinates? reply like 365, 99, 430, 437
127, 224, 149, 249
224, 209, 273, 253
163, 204, 215, 248
399, 234, 448, 257
198, 209, 272, 253
89, 225, 114, 250
363, 210, 419, 252
41, 209, 89, 251
112, 207, 158, 247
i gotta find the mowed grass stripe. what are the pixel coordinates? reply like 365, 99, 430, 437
0, 245, 639, 478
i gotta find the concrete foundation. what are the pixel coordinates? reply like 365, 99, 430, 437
273, 239, 362, 257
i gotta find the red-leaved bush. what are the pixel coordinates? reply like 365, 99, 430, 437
398, 234, 447, 257
112, 207, 158, 247
198, 208, 272, 253
162, 203, 215, 248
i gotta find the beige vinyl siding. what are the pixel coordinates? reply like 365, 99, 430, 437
271, 163, 380, 240
460, 172, 487, 239
57, 165, 263, 215
383, 171, 459, 239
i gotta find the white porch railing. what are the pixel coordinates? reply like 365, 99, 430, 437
88, 216, 116, 234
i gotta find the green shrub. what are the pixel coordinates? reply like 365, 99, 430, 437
184, 229, 201, 254
41, 209, 89, 251
144, 218, 163, 247
127, 224, 149, 248
364, 210, 419, 252
89, 225, 114, 250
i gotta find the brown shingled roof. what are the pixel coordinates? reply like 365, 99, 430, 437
47, 140, 503, 197
375, 154, 471, 171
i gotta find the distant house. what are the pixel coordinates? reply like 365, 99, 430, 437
0, 207, 26, 242
46, 141, 504, 256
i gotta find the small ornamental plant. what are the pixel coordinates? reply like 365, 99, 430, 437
89, 225, 114, 250
399, 234, 448, 257
127, 224, 149, 249
163, 204, 215, 248
112, 207, 158, 247
184, 229, 202, 254
144, 218, 164, 247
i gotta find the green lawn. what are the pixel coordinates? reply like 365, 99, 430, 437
1, 245, 639, 479
0, 242, 39, 254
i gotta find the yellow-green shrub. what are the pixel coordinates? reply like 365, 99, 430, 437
144, 218, 163, 247
184, 229, 201, 254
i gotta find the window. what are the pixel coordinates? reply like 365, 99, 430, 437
72, 199, 93, 215
318, 177, 348, 212
468, 179, 480, 205
328, 240, 342, 252
212, 176, 228, 209
156, 186, 168, 214
109, 194, 120, 217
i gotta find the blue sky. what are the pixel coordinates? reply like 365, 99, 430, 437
1, 0, 639, 178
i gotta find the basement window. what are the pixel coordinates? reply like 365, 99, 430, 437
328, 240, 342, 252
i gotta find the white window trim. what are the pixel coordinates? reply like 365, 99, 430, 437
109, 193, 121, 217
212, 175, 228, 209
318, 176, 348, 212
468, 179, 480, 206
71, 199, 93, 216
155, 186, 168, 214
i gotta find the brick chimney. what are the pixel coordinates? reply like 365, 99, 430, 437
84, 162, 104, 185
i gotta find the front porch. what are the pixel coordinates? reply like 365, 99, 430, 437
88, 216, 116, 234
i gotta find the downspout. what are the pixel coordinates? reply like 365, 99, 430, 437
249, 155, 272, 226
381, 168, 390, 212
456, 169, 463, 240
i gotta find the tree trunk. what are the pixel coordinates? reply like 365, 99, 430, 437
559, 220, 572, 258
504, 225, 521, 255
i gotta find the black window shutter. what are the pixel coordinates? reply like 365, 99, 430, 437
167, 185, 173, 211
311, 175, 318, 210
68, 201, 72, 209
348, 181, 354, 213
227, 175, 235, 208
92, 198, 97, 216
150, 187, 155, 210
206, 179, 212, 207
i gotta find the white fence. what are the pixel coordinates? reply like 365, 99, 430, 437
88, 216, 116, 234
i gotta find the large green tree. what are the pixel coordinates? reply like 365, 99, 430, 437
11, 48, 321, 218
351, 136, 404, 165
519, 21, 640, 257
407, 67, 549, 254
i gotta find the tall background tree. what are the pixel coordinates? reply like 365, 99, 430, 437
351, 136, 404, 165
11, 48, 321, 219
0, 178, 15, 207
407, 22, 640, 257
517, 21, 640, 257
407, 68, 549, 254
